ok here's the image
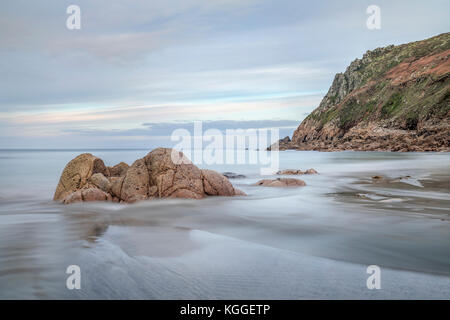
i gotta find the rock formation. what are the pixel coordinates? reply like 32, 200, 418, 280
267, 136, 291, 151
270, 33, 450, 152
54, 148, 246, 204
108, 162, 129, 177
53, 153, 110, 201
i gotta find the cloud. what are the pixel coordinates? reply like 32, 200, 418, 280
0, 120, 298, 149
3, 0, 448, 111
62, 119, 299, 136
2, 93, 322, 127
0, 0, 449, 148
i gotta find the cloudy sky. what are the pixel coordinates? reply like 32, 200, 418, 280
0, 0, 449, 148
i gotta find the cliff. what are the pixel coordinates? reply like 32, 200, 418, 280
283, 33, 450, 152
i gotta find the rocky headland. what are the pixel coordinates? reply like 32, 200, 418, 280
269, 33, 450, 152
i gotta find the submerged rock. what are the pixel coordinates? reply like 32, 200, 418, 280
277, 168, 318, 175
120, 159, 150, 203
254, 178, 306, 187
222, 172, 246, 179
54, 148, 246, 204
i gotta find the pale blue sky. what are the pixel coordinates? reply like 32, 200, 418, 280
0, 0, 449, 148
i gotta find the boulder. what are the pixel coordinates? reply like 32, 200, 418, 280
120, 159, 150, 203
202, 169, 237, 196
108, 162, 129, 177
168, 189, 204, 199
81, 188, 111, 202
62, 190, 82, 204
254, 178, 306, 187
62, 188, 111, 204
305, 168, 318, 175
109, 176, 124, 199
89, 173, 111, 193
144, 148, 205, 199
54, 153, 109, 201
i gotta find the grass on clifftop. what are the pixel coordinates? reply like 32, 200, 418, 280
303, 33, 450, 133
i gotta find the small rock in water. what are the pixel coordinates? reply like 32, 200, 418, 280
276, 168, 318, 175
222, 172, 247, 179
277, 169, 304, 175
254, 178, 306, 187
394, 175, 423, 187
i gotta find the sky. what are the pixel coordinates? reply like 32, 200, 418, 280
0, 0, 449, 148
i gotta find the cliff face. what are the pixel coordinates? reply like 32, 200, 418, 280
289, 33, 450, 152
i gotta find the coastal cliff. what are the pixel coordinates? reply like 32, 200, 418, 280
275, 33, 450, 152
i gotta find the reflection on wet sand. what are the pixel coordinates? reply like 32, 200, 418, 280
0, 150, 449, 299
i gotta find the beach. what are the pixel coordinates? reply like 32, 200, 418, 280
0, 149, 449, 299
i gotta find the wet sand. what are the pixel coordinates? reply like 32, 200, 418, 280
0, 150, 449, 299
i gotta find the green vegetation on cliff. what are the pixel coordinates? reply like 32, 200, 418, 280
301, 33, 449, 134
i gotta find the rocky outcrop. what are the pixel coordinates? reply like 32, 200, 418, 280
120, 159, 150, 203
267, 136, 291, 151
254, 178, 306, 187
279, 33, 450, 152
144, 148, 205, 199
53, 153, 110, 201
54, 148, 246, 204
108, 162, 129, 177
202, 169, 236, 196
89, 173, 111, 193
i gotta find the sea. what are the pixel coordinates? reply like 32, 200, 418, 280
0, 149, 449, 299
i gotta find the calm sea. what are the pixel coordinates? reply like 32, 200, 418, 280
0, 149, 449, 299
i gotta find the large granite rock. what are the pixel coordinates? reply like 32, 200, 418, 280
202, 169, 236, 196
53, 153, 109, 201
120, 159, 150, 203
144, 148, 205, 199
89, 173, 111, 193
108, 162, 129, 177
54, 148, 246, 204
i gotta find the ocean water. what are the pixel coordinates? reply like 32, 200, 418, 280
0, 149, 449, 299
